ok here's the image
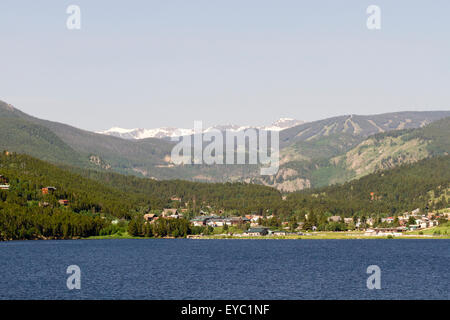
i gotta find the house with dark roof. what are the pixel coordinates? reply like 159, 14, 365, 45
245, 228, 269, 236
272, 231, 288, 236
191, 218, 207, 227
144, 213, 157, 221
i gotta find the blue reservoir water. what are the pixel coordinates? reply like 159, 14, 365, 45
0, 239, 448, 300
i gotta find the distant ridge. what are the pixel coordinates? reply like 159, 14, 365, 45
280, 111, 450, 147
1, 99, 449, 189
96, 118, 305, 140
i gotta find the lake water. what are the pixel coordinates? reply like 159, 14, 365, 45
0, 239, 448, 300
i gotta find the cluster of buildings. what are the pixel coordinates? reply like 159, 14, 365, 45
191, 215, 252, 227
40, 187, 69, 206
327, 208, 446, 229
396, 210, 443, 229
142, 209, 294, 237
363, 209, 448, 236
241, 228, 298, 237
364, 227, 407, 236
143, 208, 188, 223
190, 214, 280, 228
0, 178, 70, 207
189, 214, 305, 236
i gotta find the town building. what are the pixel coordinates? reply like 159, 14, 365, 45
364, 227, 406, 236
328, 216, 341, 222
144, 213, 157, 222
245, 228, 269, 236
272, 231, 288, 236
344, 218, 353, 224
162, 208, 178, 217
206, 218, 226, 227
191, 218, 207, 227
42, 187, 56, 195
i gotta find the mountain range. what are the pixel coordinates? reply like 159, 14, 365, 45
96, 118, 305, 140
1, 99, 449, 192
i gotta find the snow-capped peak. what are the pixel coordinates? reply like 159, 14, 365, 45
261, 118, 305, 131
102, 127, 138, 134
96, 118, 305, 140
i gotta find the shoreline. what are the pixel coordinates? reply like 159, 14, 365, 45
84, 230, 450, 240
2, 236, 449, 241
2, 231, 449, 242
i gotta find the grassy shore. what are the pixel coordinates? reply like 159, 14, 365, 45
84, 232, 146, 240
407, 222, 450, 236
199, 232, 450, 240
84, 229, 450, 240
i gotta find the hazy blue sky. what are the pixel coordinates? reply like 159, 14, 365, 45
1, 0, 449, 131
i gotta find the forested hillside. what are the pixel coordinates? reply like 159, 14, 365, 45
0, 100, 174, 176
0, 152, 283, 240
0, 117, 86, 166
1, 151, 449, 239
2, 100, 449, 190
286, 155, 450, 218
332, 116, 450, 179
257, 116, 450, 191
279, 112, 450, 148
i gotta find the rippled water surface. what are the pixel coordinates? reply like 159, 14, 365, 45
0, 239, 448, 299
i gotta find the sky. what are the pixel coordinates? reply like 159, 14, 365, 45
1, 0, 449, 131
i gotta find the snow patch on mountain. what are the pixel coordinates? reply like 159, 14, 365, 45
96, 118, 305, 140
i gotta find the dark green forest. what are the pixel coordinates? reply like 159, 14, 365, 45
286, 155, 450, 218
0, 152, 282, 240
1, 151, 449, 240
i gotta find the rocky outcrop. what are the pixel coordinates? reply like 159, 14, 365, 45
89, 155, 111, 170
